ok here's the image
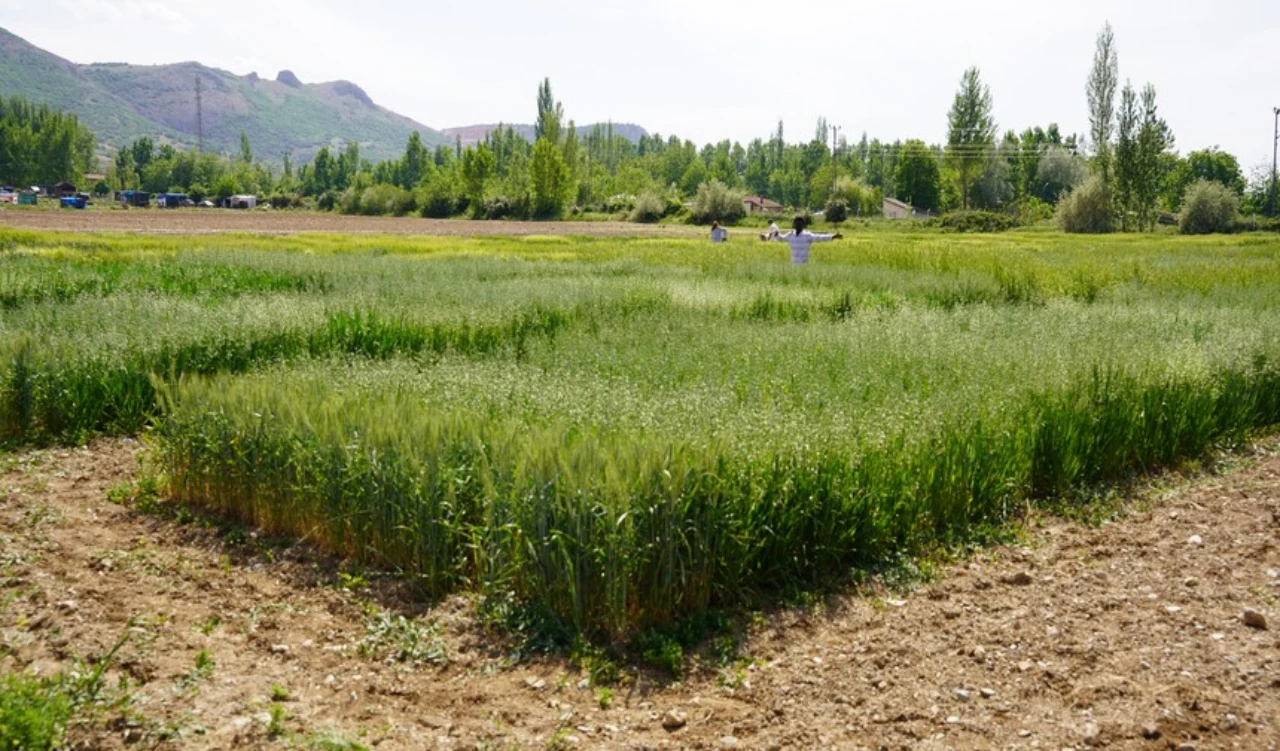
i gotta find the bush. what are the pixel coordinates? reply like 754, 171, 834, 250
630, 191, 666, 223
358, 185, 416, 217
936, 210, 1018, 233
268, 194, 295, 210
823, 197, 849, 224
690, 180, 745, 225
317, 191, 337, 212
1231, 215, 1280, 233
604, 194, 636, 214
418, 181, 458, 218
1057, 176, 1113, 234
1179, 179, 1240, 235
481, 195, 514, 220
338, 187, 361, 215
1009, 197, 1054, 225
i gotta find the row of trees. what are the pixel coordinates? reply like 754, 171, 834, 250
1065, 23, 1271, 233
36, 36, 1273, 227
0, 95, 96, 187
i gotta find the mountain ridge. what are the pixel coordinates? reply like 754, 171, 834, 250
0, 27, 447, 163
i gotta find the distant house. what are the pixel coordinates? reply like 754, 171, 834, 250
158, 193, 188, 208
54, 181, 77, 197
743, 196, 783, 214
883, 197, 932, 220
118, 190, 151, 207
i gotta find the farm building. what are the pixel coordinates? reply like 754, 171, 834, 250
743, 196, 783, 214
883, 197, 932, 219
54, 181, 77, 197
158, 193, 189, 208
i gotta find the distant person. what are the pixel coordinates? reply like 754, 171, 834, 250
769, 215, 842, 264
759, 221, 781, 241
710, 221, 729, 243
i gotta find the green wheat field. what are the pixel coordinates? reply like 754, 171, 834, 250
3, 226, 1278, 638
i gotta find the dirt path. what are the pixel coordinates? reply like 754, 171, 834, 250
2, 440, 1278, 750
0, 208, 704, 237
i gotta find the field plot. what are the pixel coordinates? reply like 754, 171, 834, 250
3, 227, 1280, 643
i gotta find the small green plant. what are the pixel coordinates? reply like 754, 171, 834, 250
356, 606, 447, 666
269, 683, 290, 702
190, 649, 214, 682
106, 482, 132, 505
198, 616, 220, 636
595, 686, 614, 710
266, 703, 289, 738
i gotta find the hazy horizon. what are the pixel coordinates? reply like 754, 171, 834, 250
3, 0, 1276, 173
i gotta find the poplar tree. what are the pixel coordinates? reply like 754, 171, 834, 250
1086, 23, 1118, 188
946, 67, 995, 210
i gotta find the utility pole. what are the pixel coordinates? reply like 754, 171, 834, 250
194, 75, 204, 153
1271, 106, 1278, 217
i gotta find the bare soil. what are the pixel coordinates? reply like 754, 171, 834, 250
2, 439, 1278, 750
0, 207, 703, 237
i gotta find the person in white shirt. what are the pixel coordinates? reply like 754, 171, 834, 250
710, 221, 729, 243
769, 216, 842, 264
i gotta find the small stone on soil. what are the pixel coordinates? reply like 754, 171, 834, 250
1187, 534, 1203, 546
1003, 571, 1034, 586
1241, 608, 1268, 630
979, 688, 995, 698
1141, 723, 1161, 739
662, 709, 688, 730
955, 689, 971, 702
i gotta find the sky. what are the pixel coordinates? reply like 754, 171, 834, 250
3, 0, 1277, 173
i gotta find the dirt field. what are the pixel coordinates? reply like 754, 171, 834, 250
0, 207, 705, 237
2, 440, 1277, 750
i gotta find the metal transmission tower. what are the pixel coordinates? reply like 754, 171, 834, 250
195, 75, 204, 153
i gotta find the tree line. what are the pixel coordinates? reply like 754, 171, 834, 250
0, 95, 96, 188
11, 28, 1276, 227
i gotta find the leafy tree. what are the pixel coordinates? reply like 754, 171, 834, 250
1164, 148, 1244, 209
239, 130, 253, 163
1086, 23, 1119, 187
530, 138, 573, 218
680, 158, 709, 196
1114, 82, 1139, 229
399, 131, 432, 189
460, 144, 497, 215
0, 95, 95, 186
535, 78, 564, 144
1134, 84, 1174, 230
895, 140, 941, 211
1033, 146, 1088, 204
946, 67, 995, 209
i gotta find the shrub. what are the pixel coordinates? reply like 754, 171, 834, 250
936, 210, 1018, 233
605, 194, 636, 214
337, 188, 361, 215
690, 180, 745, 225
1179, 179, 1240, 235
823, 197, 849, 224
1057, 176, 1113, 234
317, 191, 337, 212
481, 195, 514, 220
1009, 197, 1054, 225
358, 185, 416, 217
268, 194, 294, 210
630, 191, 666, 223
418, 181, 458, 218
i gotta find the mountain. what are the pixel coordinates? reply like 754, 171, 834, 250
0, 27, 447, 163
441, 122, 649, 146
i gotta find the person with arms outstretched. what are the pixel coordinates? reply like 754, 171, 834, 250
770, 215, 842, 264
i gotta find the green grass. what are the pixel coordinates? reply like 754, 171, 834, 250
3, 226, 1280, 639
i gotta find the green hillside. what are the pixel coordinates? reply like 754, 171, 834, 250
0, 28, 446, 163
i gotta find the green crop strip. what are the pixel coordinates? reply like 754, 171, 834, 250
2, 227, 1279, 638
